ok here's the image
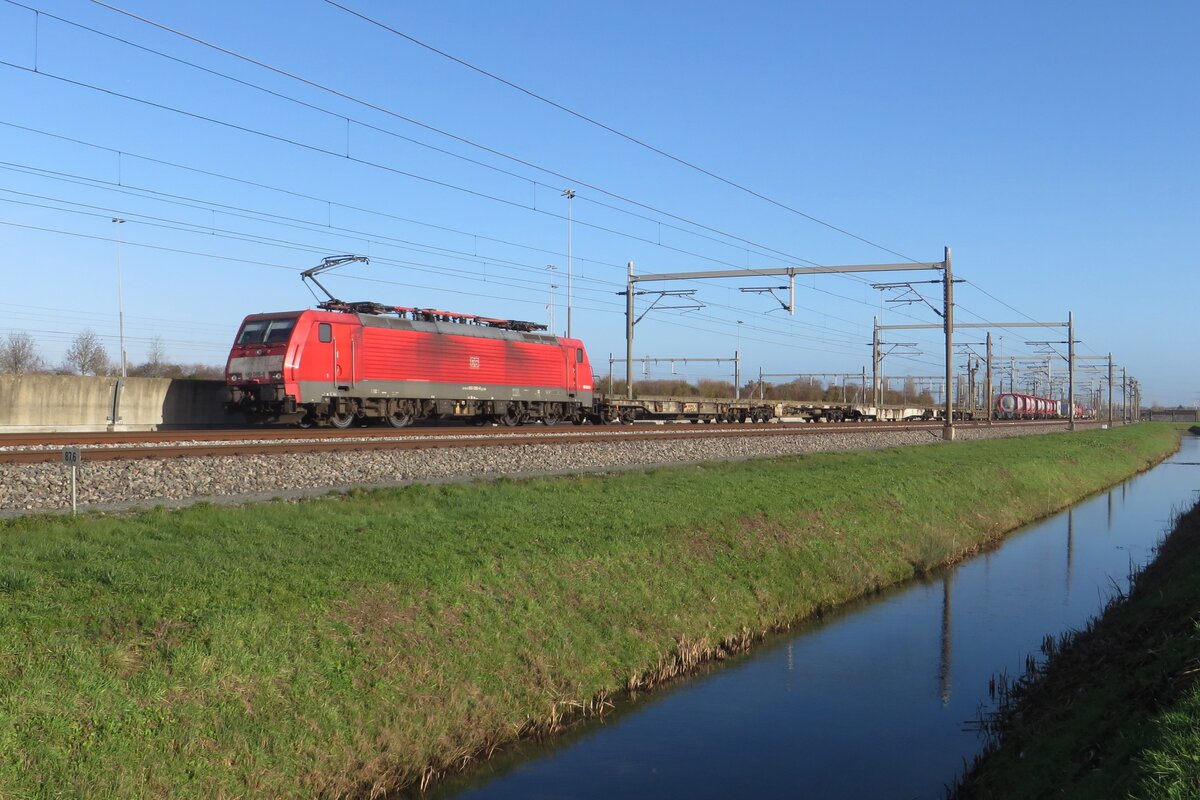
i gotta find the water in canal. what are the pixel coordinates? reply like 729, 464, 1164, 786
433, 434, 1200, 800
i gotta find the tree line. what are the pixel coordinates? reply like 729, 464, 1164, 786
0, 330, 223, 379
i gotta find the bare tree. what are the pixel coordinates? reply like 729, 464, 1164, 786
127, 335, 224, 380
147, 336, 167, 374
134, 335, 171, 378
62, 329, 112, 376
0, 331, 45, 374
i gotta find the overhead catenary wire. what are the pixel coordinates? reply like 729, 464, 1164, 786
0, 183, 875, 347
0, 217, 885, 363
4, 2, 968, 324
18, 0, 1077, 346
1, 1, 1094, 378
78, 0, 852, 273
0, 115, 915, 339
73, 0, 975, 324
0, 119, 618, 274
322, 0, 927, 265
0, 57, 854, 285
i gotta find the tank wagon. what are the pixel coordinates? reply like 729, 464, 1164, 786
995, 392, 1087, 421
1059, 400, 1090, 419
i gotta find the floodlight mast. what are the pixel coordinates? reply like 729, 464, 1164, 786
301, 255, 369, 304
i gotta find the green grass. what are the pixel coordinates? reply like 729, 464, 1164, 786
955, 448, 1200, 800
0, 424, 1181, 798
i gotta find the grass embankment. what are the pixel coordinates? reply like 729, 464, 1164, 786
0, 424, 1181, 797
955, 450, 1200, 799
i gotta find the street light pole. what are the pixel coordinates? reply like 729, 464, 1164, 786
112, 217, 127, 378
562, 188, 576, 339
546, 265, 557, 334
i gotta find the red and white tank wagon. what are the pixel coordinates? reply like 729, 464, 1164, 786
995, 392, 1060, 420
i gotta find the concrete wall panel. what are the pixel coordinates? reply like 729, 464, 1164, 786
0, 375, 231, 432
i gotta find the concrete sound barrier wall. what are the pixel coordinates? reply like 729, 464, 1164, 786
0, 375, 231, 432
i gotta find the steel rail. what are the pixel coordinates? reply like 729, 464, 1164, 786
0, 420, 917, 448
0, 419, 1079, 465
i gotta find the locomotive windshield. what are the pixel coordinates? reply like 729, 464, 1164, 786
236, 317, 296, 345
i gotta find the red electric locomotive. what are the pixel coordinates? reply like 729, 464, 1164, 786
226, 257, 594, 427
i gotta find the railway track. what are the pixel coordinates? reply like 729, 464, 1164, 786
0, 420, 1067, 464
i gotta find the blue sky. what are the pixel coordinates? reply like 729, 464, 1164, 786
0, 1, 1194, 404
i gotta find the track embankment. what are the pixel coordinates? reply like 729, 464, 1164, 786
3, 420, 1091, 515
954, 445, 1200, 799
0, 424, 1181, 798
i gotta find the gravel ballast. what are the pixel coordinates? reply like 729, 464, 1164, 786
1, 423, 1090, 516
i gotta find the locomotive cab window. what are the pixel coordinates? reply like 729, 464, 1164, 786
236, 321, 266, 345
318, 323, 332, 343
576, 348, 583, 363
237, 317, 296, 345
263, 318, 296, 344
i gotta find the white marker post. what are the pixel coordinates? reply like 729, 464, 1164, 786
62, 447, 82, 515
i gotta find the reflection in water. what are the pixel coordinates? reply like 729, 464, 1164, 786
1066, 508, 1075, 596
1108, 490, 1114, 530
939, 574, 953, 706
785, 642, 793, 694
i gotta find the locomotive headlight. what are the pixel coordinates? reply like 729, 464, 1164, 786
228, 373, 241, 382
270, 371, 283, 381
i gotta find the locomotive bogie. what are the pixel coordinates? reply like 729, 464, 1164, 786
284, 395, 586, 428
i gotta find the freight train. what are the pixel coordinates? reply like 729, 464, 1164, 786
225, 258, 1080, 427
223, 295, 972, 427
226, 301, 1085, 428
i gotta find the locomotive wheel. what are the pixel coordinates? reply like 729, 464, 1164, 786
619, 409, 636, 425
297, 413, 317, 429
501, 407, 523, 427
385, 411, 413, 428
329, 411, 356, 429
543, 405, 563, 426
